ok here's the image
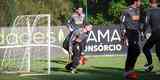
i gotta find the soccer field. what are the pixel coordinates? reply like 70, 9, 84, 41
0, 54, 160, 80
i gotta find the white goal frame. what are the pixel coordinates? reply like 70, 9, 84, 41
0, 14, 51, 74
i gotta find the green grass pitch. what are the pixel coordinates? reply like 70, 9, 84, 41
0, 54, 160, 80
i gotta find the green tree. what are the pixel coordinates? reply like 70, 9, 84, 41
0, 0, 16, 26
108, 0, 127, 24
16, 0, 72, 25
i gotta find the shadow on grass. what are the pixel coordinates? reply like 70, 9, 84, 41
51, 60, 67, 64
50, 67, 68, 72
26, 59, 160, 80
16, 66, 160, 80
38, 59, 67, 65
43, 67, 68, 73
48, 66, 160, 80
48, 66, 124, 80
20, 58, 160, 80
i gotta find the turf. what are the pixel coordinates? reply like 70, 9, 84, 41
0, 54, 160, 80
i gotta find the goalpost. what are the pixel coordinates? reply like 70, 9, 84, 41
0, 14, 51, 74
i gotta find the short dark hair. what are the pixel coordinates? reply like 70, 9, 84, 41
149, 0, 157, 3
81, 22, 91, 28
73, 5, 82, 12
131, 0, 139, 4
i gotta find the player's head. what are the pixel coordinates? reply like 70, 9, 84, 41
76, 7, 83, 14
84, 23, 93, 32
149, 0, 158, 8
131, 0, 141, 8
150, 0, 157, 3
74, 6, 83, 14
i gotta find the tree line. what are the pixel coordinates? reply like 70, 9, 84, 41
0, 0, 149, 26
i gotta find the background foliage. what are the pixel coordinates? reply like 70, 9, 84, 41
0, 0, 149, 26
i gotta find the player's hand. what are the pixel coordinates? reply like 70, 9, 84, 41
81, 52, 85, 55
121, 31, 128, 47
75, 38, 81, 42
140, 32, 146, 41
69, 47, 73, 55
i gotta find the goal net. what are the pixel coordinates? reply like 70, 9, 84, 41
0, 14, 52, 74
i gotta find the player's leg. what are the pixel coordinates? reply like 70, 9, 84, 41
125, 30, 139, 71
125, 44, 137, 72
131, 42, 141, 69
64, 32, 74, 71
63, 32, 73, 51
143, 35, 155, 72
155, 42, 160, 62
124, 30, 140, 79
70, 43, 81, 73
65, 43, 80, 72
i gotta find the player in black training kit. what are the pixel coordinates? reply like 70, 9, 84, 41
63, 7, 85, 52
65, 24, 92, 74
143, 0, 160, 72
121, 0, 143, 79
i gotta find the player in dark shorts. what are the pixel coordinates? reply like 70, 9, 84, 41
65, 24, 92, 74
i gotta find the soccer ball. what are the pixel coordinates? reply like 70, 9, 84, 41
79, 55, 87, 65
125, 72, 140, 80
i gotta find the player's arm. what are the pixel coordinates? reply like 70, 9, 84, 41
143, 9, 151, 33
139, 8, 149, 41
66, 16, 75, 32
140, 9, 151, 40
80, 40, 87, 55
69, 30, 80, 54
120, 9, 129, 46
120, 8, 135, 33
120, 13, 126, 35
121, 9, 134, 30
